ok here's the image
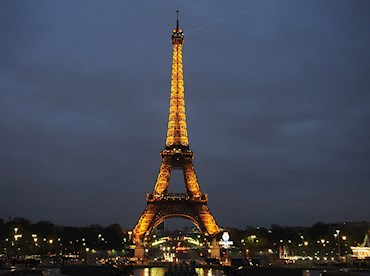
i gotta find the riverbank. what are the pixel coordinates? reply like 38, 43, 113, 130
1, 264, 370, 276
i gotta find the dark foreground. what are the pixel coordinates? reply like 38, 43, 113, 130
2, 265, 370, 276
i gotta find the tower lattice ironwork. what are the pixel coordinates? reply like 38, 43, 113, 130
132, 12, 220, 243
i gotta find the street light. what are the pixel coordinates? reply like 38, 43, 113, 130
334, 230, 341, 261
14, 228, 21, 241
13, 228, 22, 255
85, 248, 89, 265
14, 228, 22, 242
32, 234, 38, 247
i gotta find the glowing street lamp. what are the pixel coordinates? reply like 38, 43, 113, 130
32, 234, 38, 246
14, 228, 22, 242
334, 229, 343, 261
85, 248, 89, 265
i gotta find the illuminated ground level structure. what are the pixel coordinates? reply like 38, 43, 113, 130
351, 233, 370, 259
351, 247, 370, 259
132, 13, 220, 244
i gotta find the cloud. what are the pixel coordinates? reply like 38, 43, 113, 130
0, 0, 369, 228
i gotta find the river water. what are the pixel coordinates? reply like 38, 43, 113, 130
132, 267, 224, 276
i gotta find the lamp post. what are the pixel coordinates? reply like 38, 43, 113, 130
334, 230, 342, 261
318, 239, 327, 261
85, 248, 89, 265
32, 234, 38, 245
301, 241, 308, 261
14, 228, 22, 242
13, 228, 22, 255
342, 236, 347, 259
32, 234, 38, 254
49, 239, 54, 264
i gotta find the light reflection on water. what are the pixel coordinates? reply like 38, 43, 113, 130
132, 267, 224, 276
197, 268, 224, 276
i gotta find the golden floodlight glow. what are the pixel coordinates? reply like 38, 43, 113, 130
165, 42, 188, 147
132, 13, 220, 244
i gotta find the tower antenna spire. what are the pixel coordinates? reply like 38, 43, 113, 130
176, 10, 179, 30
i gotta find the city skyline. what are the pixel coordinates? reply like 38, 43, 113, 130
1, 1, 369, 229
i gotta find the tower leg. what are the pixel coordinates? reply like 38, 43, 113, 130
183, 159, 201, 197
153, 157, 171, 197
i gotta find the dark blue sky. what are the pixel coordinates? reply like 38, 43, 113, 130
1, 0, 369, 229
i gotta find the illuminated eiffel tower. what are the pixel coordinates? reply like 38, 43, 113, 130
132, 12, 220, 243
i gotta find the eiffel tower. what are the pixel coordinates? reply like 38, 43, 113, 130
132, 12, 220, 243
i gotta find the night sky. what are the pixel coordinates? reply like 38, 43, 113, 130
1, 1, 369, 229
